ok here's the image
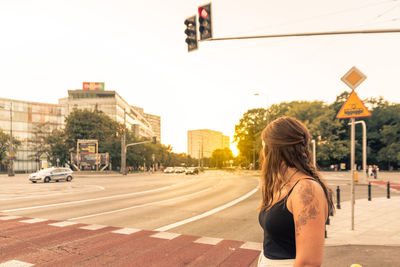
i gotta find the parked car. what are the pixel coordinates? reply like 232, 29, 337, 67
174, 167, 185, 173
164, 167, 174, 173
29, 167, 73, 183
185, 167, 199, 175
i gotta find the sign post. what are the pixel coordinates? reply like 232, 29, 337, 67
337, 66, 370, 231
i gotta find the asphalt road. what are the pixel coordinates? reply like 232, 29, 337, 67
1, 170, 399, 266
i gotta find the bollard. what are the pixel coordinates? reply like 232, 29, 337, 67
368, 182, 371, 201
387, 181, 391, 199
336, 186, 341, 209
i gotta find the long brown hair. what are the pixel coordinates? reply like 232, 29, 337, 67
259, 116, 334, 214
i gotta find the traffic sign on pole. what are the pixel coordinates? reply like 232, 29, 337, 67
341, 66, 367, 90
336, 91, 371, 119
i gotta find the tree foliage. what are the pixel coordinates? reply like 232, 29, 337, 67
235, 91, 400, 170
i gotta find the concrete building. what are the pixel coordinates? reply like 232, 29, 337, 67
132, 106, 161, 143
0, 98, 65, 172
187, 129, 230, 159
0, 88, 161, 172
59, 90, 156, 139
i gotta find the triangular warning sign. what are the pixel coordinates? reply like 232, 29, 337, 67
337, 91, 371, 119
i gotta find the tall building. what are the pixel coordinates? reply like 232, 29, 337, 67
132, 106, 161, 143
0, 86, 161, 172
0, 98, 65, 172
187, 129, 230, 159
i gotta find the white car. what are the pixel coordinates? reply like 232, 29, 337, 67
164, 167, 174, 173
29, 167, 73, 183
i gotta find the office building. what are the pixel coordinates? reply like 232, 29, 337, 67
0, 85, 161, 172
187, 129, 230, 159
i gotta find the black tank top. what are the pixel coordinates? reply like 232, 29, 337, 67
258, 178, 315, 259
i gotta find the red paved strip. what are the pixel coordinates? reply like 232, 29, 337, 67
0, 217, 33, 232
219, 248, 261, 267
0, 219, 60, 261
19, 226, 120, 266
74, 230, 164, 266
140, 241, 214, 267
38, 230, 155, 267
186, 240, 245, 267
120, 234, 200, 267
370, 181, 400, 191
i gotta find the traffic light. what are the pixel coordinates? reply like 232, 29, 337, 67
152, 136, 157, 144
198, 3, 212, 40
184, 15, 198, 52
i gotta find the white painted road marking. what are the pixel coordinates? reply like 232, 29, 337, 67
154, 186, 259, 232
0, 185, 105, 201
194, 236, 222, 245
112, 228, 141, 235
68, 179, 223, 221
151, 232, 181, 240
0, 215, 22, 220
0, 260, 35, 266
48, 221, 78, 227
1, 178, 197, 213
20, 218, 48, 224
79, 224, 107, 230
240, 242, 263, 251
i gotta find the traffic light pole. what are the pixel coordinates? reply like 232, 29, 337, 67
207, 28, 400, 42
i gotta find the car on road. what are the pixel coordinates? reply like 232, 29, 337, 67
29, 167, 73, 183
174, 167, 185, 173
164, 167, 175, 173
185, 167, 199, 175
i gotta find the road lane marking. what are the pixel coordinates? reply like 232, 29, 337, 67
80, 224, 107, 230
1, 178, 197, 213
154, 186, 259, 232
194, 236, 222, 245
0, 260, 35, 267
240, 242, 263, 251
20, 218, 48, 224
112, 228, 141, 235
0, 185, 105, 201
48, 221, 78, 227
0, 215, 22, 220
68, 180, 223, 221
151, 232, 181, 240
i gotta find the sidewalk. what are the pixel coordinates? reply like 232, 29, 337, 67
325, 196, 400, 246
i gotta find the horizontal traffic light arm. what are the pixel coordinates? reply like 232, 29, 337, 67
206, 28, 400, 41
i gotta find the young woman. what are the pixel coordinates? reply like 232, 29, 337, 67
258, 116, 334, 267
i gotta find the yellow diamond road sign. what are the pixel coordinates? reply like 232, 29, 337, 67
337, 91, 371, 119
341, 66, 367, 90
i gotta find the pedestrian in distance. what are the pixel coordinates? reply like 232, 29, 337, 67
258, 116, 334, 267
368, 165, 373, 177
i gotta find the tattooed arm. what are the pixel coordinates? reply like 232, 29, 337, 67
287, 179, 328, 267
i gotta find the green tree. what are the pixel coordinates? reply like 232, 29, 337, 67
0, 128, 21, 167
234, 108, 267, 168
211, 147, 234, 168
46, 129, 69, 167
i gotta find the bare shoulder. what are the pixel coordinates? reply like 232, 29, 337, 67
291, 178, 326, 201
288, 178, 328, 236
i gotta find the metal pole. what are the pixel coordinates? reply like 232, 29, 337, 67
348, 121, 367, 173
311, 139, 316, 167
350, 117, 355, 230
253, 141, 256, 170
121, 110, 126, 175
8, 103, 14, 176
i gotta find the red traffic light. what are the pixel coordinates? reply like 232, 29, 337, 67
198, 7, 209, 19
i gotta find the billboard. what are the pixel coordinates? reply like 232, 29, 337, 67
83, 82, 105, 91
79, 142, 96, 154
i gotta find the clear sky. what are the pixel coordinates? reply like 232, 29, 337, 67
1, 0, 400, 155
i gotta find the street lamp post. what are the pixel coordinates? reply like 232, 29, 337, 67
1, 103, 15, 176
